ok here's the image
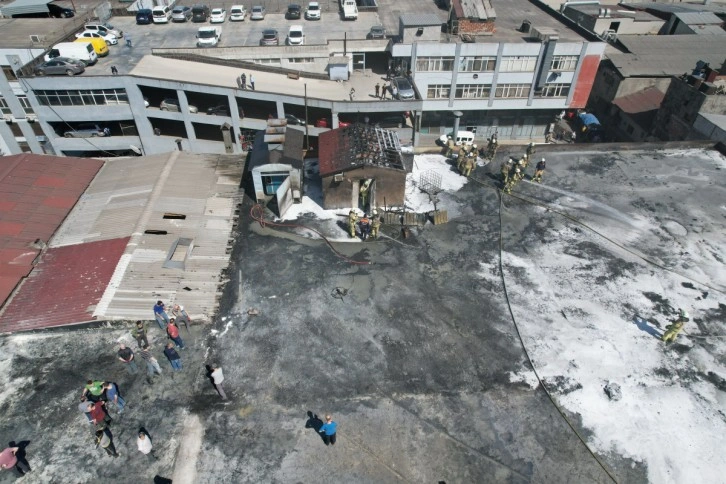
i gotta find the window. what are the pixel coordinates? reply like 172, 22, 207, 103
289, 57, 314, 64
18, 96, 34, 114
426, 84, 451, 99
0, 96, 9, 115
550, 55, 578, 71
455, 84, 491, 99
254, 58, 281, 65
500, 56, 538, 72
416, 57, 455, 72
34, 89, 129, 107
459, 56, 496, 72
494, 83, 531, 98
262, 173, 289, 195
538, 83, 570, 98
2, 66, 18, 81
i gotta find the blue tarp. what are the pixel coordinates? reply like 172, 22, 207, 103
578, 113, 601, 127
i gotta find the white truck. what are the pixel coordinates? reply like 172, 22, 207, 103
197, 26, 221, 47
340, 0, 358, 20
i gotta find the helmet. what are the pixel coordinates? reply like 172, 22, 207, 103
447, 136, 452, 139
472, 144, 477, 149
518, 159, 524, 166
507, 158, 513, 164
679, 309, 689, 319
529, 142, 535, 147
523, 154, 528, 159
515, 168, 520, 173
541, 158, 546, 162
372, 209, 378, 216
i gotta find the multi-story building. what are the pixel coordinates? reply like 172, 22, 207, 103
1, 0, 605, 157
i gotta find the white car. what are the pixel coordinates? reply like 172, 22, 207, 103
84, 23, 123, 38
229, 5, 246, 21
304, 1, 320, 20
75, 30, 118, 46
287, 25, 304, 45
250, 5, 265, 20
210, 8, 226, 23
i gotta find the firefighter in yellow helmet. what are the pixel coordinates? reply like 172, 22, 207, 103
445, 136, 455, 157
662, 309, 689, 344
501, 158, 513, 185
463, 154, 475, 177
370, 209, 382, 239
348, 209, 359, 238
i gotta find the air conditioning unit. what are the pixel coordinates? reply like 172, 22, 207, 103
26, 114, 38, 123
529, 27, 559, 43
29, 34, 46, 43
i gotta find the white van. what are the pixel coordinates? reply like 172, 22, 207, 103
152, 6, 172, 23
439, 130, 476, 146
45, 42, 98, 65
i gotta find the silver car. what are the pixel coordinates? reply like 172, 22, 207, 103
64, 123, 109, 138
392, 77, 415, 100
250, 5, 265, 20
172, 6, 192, 22
35, 58, 85, 76
160, 98, 199, 113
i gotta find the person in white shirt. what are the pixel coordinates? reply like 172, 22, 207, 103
211, 365, 227, 400
137, 431, 158, 460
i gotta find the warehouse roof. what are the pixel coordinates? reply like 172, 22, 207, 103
608, 36, 726, 77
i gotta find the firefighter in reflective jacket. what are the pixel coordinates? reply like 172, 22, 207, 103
445, 137, 455, 157
348, 209, 358, 238
662, 309, 689, 343
501, 158, 513, 185
526, 142, 536, 157
370, 210, 382, 239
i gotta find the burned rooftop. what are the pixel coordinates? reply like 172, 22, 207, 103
318, 124, 407, 177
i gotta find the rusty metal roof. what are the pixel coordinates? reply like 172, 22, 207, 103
318, 124, 405, 177
0, 237, 130, 332
0, 153, 103, 308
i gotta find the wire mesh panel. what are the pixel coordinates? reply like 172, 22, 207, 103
419, 170, 442, 195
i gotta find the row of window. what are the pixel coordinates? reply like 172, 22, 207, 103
416, 55, 580, 73
34, 89, 129, 107
252, 58, 315, 65
426, 83, 570, 99
0, 95, 34, 115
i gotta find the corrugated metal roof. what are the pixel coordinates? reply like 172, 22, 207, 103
50, 151, 244, 324
453, 0, 496, 20
0, 0, 51, 17
674, 12, 723, 25
318, 125, 405, 176
0, 237, 129, 332
690, 24, 726, 35
609, 36, 726, 77
0, 154, 103, 308
400, 13, 442, 27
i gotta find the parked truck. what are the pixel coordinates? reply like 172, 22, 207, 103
197, 26, 221, 47
340, 0, 358, 20
46, 42, 98, 65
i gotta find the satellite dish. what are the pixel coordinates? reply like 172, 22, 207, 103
129, 145, 142, 155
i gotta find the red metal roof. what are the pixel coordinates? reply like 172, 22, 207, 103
0, 154, 103, 306
612, 87, 666, 114
318, 128, 346, 176
0, 237, 129, 332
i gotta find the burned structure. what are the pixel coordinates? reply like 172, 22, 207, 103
318, 124, 409, 211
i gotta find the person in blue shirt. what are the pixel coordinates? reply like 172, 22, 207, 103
319, 415, 337, 446
153, 300, 169, 329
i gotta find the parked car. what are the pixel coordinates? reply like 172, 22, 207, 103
152, 5, 172, 23
136, 9, 153, 24
210, 8, 226, 23
207, 105, 230, 116
191, 4, 210, 22
372, 113, 407, 129
304, 1, 321, 20
34, 58, 85, 76
286, 4, 301, 19
250, 5, 265, 20
75, 30, 118, 46
260, 29, 279, 45
47, 3, 74, 17
160, 98, 199, 113
287, 25, 304, 45
172, 6, 192, 22
285, 114, 305, 125
229, 5, 247, 21
391, 77, 415, 100
84, 23, 123, 38
367, 25, 386, 39
64, 123, 109, 138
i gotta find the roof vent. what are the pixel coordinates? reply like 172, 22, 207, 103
29, 35, 45, 43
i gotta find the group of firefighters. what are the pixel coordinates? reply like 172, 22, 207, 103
500, 143, 546, 194
444, 138, 478, 177
348, 209, 382, 241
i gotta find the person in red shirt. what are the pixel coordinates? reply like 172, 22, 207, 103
90, 401, 112, 428
0, 446, 30, 476
166, 319, 185, 349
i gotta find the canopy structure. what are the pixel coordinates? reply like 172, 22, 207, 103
0, 0, 52, 17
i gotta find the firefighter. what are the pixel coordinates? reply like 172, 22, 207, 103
526, 142, 536, 157
348, 209, 358, 238
445, 136, 455, 157
662, 309, 689, 344
504, 168, 521, 194
501, 159, 512, 185
487, 135, 498, 159
533, 158, 546, 182
370, 209, 382, 239
517, 158, 526, 178
521, 153, 529, 170
463, 154, 475, 177
359, 179, 372, 211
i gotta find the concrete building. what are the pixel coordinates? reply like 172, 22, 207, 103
0, 0, 605, 158
561, 4, 664, 38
